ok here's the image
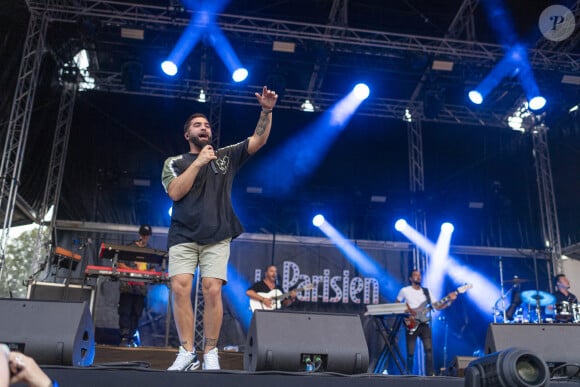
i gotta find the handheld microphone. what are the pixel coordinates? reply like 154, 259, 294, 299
209, 145, 218, 174
210, 160, 218, 174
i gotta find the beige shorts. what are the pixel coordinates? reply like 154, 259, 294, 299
168, 238, 231, 283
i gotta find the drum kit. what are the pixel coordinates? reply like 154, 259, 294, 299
494, 278, 580, 324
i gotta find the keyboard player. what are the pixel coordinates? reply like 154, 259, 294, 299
117, 224, 153, 347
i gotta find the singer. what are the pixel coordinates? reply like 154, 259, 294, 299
162, 86, 278, 371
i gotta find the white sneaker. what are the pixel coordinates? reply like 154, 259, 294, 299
202, 348, 220, 370
167, 346, 200, 371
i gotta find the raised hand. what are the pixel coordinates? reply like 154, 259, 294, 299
255, 86, 278, 110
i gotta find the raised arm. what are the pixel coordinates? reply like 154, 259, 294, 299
248, 86, 278, 155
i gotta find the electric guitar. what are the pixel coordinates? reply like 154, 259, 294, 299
249, 284, 314, 311
404, 284, 472, 334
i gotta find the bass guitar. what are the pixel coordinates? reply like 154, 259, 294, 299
404, 283, 472, 334
249, 284, 314, 311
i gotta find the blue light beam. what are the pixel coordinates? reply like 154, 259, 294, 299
423, 223, 454, 301
251, 85, 370, 195
396, 221, 500, 313
317, 218, 399, 300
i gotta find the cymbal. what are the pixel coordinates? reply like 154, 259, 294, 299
521, 290, 556, 306
505, 278, 531, 284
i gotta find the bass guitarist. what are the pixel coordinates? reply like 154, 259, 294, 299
246, 265, 297, 310
397, 270, 457, 376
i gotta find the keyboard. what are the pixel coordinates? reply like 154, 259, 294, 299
85, 265, 169, 282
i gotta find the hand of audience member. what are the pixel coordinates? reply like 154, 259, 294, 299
8, 352, 52, 387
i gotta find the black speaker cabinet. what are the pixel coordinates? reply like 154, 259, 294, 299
244, 310, 369, 374
0, 298, 95, 366
27, 282, 95, 314
448, 356, 478, 377
485, 323, 580, 365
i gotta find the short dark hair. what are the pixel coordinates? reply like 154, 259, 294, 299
555, 273, 566, 284
183, 113, 209, 133
139, 224, 152, 236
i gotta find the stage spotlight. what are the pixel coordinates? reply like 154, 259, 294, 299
197, 89, 207, 103
161, 60, 178, 76
353, 83, 370, 100
232, 67, 248, 82
464, 347, 549, 387
468, 90, 483, 105
168, 206, 173, 217
394, 219, 408, 232
301, 99, 315, 112
312, 214, 325, 227
441, 222, 454, 233
528, 96, 546, 111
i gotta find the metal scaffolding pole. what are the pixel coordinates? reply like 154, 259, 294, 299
33, 79, 78, 270
531, 124, 563, 277
405, 0, 480, 275
193, 271, 205, 350
407, 119, 427, 272
0, 13, 48, 282
209, 95, 223, 149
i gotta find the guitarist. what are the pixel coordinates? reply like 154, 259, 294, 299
246, 265, 297, 310
396, 270, 456, 376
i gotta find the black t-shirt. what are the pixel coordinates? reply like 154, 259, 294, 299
554, 290, 578, 304
248, 280, 282, 294
162, 139, 251, 247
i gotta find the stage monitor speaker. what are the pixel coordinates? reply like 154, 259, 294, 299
448, 356, 477, 377
0, 298, 95, 366
485, 323, 580, 365
27, 282, 95, 314
244, 310, 369, 374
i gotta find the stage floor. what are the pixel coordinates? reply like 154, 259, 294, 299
13, 345, 578, 387
93, 344, 245, 370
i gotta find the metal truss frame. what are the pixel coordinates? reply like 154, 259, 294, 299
33, 81, 78, 268
90, 70, 508, 127
532, 124, 563, 275
0, 13, 48, 282
407, 119, 427, 271
26, 0, 579, 72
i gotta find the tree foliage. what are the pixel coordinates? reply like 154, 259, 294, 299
0, 227, 49, 298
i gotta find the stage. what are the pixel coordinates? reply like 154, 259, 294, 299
12, 345, 579, 387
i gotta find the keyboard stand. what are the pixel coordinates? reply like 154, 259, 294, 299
372, 314, 407, 374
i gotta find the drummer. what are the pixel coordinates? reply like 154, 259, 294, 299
547, 274, 578, 322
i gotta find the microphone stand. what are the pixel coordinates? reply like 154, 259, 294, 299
532, 252, 542, 323
274, 275, 280, 310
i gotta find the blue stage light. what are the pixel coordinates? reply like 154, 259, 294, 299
232, 68, 248, 82
168, 206, 173, 217
441, 222, 455, 233
394, 218, 408, 232
312, 214, 325, 227
353, 83, 370, 100
468, 90, 483, 105
528, 96, 546, 111
161, 60, 178, 76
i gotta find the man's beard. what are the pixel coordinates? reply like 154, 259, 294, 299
189, 134, 212, 148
